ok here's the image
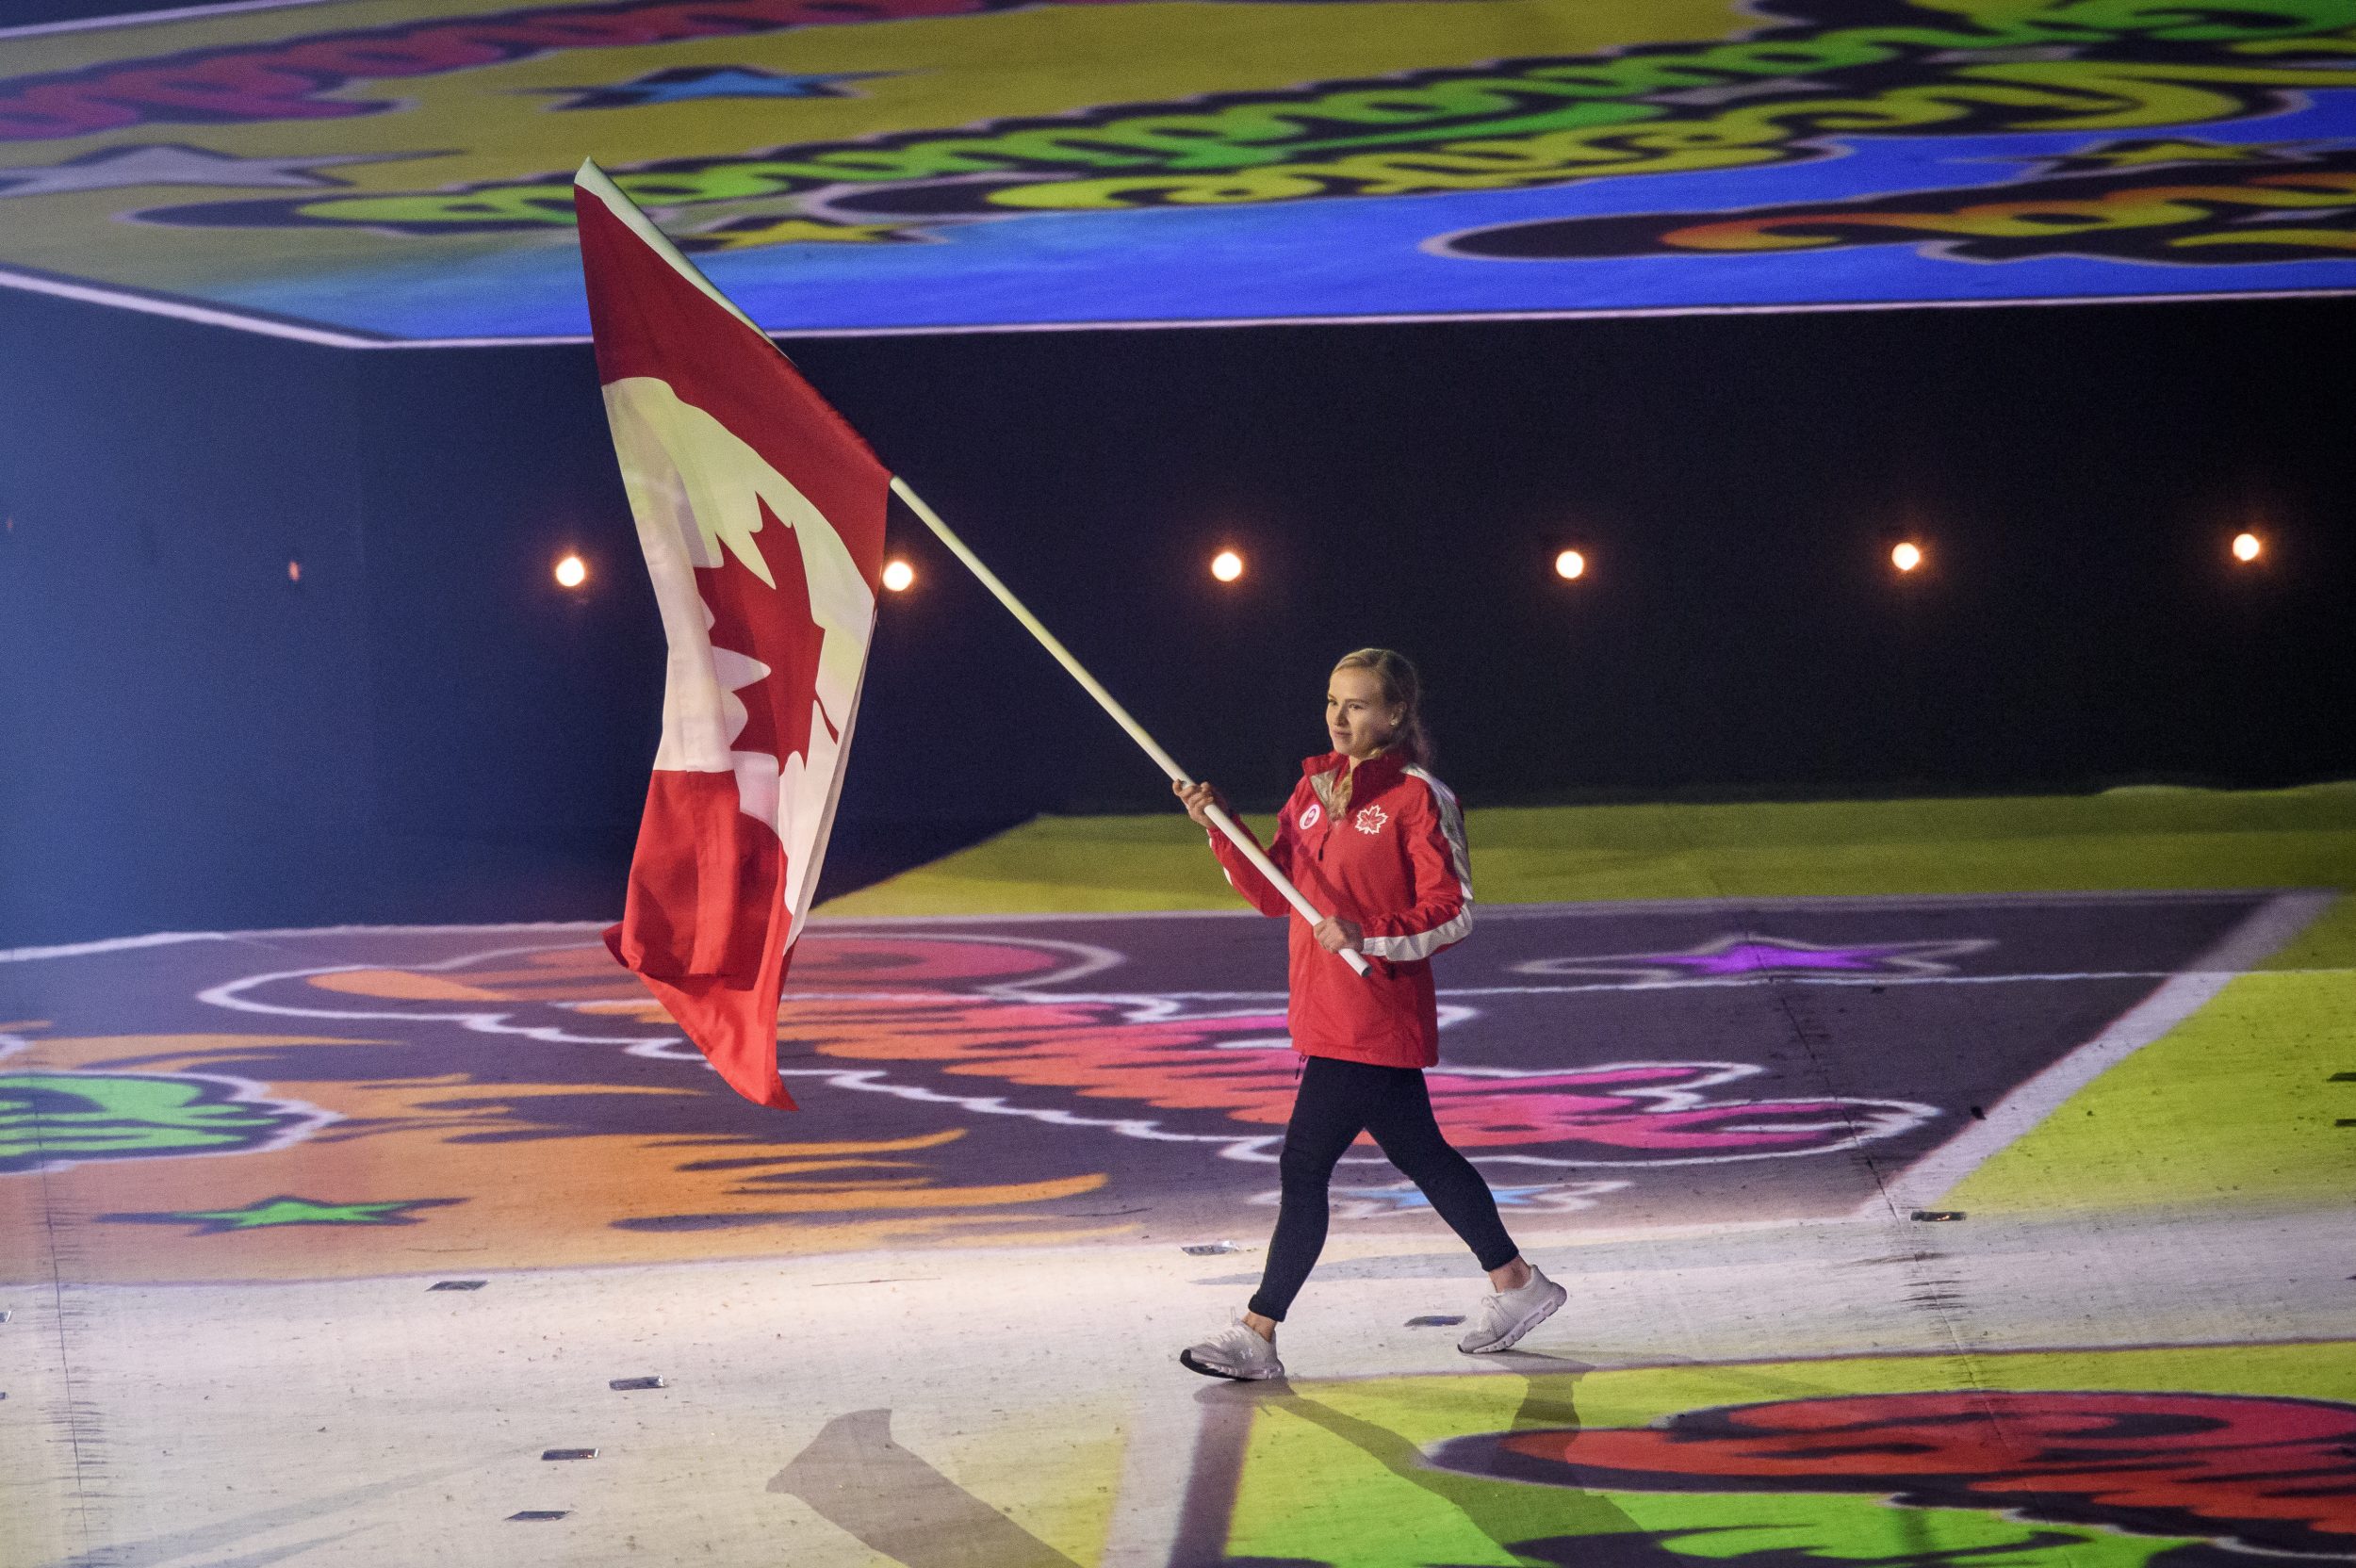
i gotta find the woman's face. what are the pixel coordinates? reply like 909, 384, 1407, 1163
1326, 666, 1402, 760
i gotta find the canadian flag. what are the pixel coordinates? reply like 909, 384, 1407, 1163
576, 161, 889, 1109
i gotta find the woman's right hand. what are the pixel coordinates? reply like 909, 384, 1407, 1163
1173, 779, 1228, 827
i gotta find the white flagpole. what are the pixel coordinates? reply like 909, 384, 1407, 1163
889, 476, 1371, 977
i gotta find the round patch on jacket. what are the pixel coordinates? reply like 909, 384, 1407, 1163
1299, 803, 1323, 830
1354, 804, 1389, 835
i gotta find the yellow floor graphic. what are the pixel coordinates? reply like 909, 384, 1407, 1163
6, 787, 2352, 1566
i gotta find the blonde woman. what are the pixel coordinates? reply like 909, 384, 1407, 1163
1175, 648, 1563, 1380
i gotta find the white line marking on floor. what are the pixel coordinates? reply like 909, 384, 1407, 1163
1099, 1381, 1209, 1568
6, 888, 2316, 959
0, 921, 612, 963
1033, 966, 2351, 1004
816, 888, 2308, 925
1863, 889, 2338, 1217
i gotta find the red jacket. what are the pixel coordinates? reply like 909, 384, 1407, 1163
1207, 750, 1473, 1069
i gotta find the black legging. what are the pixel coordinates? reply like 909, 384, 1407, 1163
1248, 1054, 1520, 1322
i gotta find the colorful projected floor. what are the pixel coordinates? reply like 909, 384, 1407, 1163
5, 825, 2351, 1565
5, 0, 2356, 342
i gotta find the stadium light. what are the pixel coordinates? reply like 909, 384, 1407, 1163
1890, 541, 1923, 573
554, 553, 588, 589
881, 559, 915, 592
2232, 531, 2262, 564
1210, 548, 1244, 582
1554, 548, 1586, 580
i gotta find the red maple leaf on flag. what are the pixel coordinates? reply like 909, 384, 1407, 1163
576, 161, 889, 1108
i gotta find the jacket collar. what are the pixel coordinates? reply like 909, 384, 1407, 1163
1302, 749, 1408, 791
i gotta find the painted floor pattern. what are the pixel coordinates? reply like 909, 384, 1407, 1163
1, 890, 2349, 1567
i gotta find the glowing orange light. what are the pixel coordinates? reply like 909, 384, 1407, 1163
286, 559, 302, 583
1210, 548, 1244, 583
1891, 541, 1923, 573
881, 559, 914, 592
1554, 548, 1586, 580
2232, 531, 2262, 563
554, 553, 588, 589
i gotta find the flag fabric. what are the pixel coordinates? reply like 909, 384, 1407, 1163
576, 160, 890, 1109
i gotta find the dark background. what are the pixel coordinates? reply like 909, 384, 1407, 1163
4, 276, 2351, 947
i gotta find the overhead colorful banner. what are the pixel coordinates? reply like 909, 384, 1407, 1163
3, 0, 2354, 343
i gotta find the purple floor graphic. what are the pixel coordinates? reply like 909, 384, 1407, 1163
0, 890, 2295, 1283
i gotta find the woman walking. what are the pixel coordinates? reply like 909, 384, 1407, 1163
1174, 648, 1564, 1380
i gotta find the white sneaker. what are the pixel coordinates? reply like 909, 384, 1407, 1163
1180, 1317, 1285, 1380
1458, 1266, 1566, 1354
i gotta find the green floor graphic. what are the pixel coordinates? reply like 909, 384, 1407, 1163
8, 786, 2350, 1566
820, 784, 2356, 1221
1219, 1344, 2356, 1568
818, 783, 2356, 920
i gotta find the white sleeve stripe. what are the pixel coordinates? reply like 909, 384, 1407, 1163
1362, 766, 1474, 961
1402, 765, 1473, 891
1214, 829, 1280, 910
1362, 903, 1473, 962
1212, 830, 1243, 896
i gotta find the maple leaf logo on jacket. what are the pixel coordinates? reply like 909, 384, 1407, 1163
1354, 804, 1388, 835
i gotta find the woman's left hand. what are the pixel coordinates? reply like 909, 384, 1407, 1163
1314, 917, 1363, 955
